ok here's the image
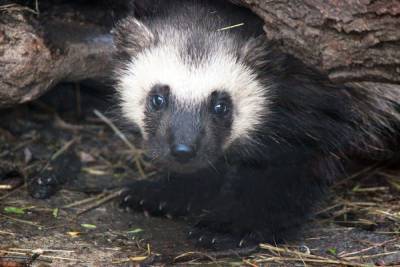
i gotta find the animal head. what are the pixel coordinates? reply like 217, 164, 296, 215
113, 17, 272, 173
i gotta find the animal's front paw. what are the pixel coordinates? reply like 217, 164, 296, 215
28, 151, 81, 199
188, 213, 260, 249
188, 227, 237, 249
188, 227, 258, 250
28, 174, 60, 199
120, 182, 162, 216
119, 181, 191, 217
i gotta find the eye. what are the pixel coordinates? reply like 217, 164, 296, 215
210, 91, 232, 117
213, 101, 229, 115
150, 94, 166, 110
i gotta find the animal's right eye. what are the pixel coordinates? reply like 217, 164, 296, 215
150, 94, 166, 110
212, 101, 229, 115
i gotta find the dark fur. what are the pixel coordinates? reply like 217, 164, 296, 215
114, 0, 400, 249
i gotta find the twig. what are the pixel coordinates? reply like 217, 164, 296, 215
93, 109, 146, 178
63, 192, 108, 208
174, 251, 218, 263
50, 138, 77, 162
0, 185, 12, 190
345, 251, 400, 261
0, 4, 38, 14
0, 230, 15, 236
0, 250, 86, 263
339, 238, 398, 257
260, 244, 328, 260
174, 246, 258, 263
333, 164, 381, 187
243, 259, 258, 267
217, 23, 245, 31
0, 184, 26, 201
253, 256, 371, 267
35, 0, 39, 15
54, 115, 84, 131
9, 248, 75, 254
76, 189, 125, 216
0, 214, 41, 227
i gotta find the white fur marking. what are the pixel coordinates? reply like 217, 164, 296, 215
116, 39, 269, 145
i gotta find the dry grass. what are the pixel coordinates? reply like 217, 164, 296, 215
0, 3, 38, 14
1, 87, 400, 266
172, 168, 400, 266
241, 169, 400, 266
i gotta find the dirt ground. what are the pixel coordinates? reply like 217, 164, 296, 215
0, 84, 400, 266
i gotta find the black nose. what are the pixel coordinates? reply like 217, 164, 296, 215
171, 144, 196, 163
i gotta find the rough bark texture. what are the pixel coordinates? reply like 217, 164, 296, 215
0, 1, 399, 107
0, 4, 114, 107
239, 0, 400, 84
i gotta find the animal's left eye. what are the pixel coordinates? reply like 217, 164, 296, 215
150, 95, 166, 110
212, 101, 229, 115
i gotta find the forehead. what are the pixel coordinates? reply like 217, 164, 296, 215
120, 44, 258, 103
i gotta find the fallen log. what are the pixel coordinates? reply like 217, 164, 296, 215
0, 4, 114, 107
1, 1, 399, 108
239, 0, 400, 84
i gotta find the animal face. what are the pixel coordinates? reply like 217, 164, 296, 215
114, 18, 270, 172
141, 83, 234, 172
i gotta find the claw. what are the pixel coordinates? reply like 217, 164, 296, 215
158, 201, 167, 211
123, 195, 132, 203
186, 202, 192, 212
124, 206, 132, 212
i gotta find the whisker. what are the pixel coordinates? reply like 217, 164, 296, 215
207, 159, 220, 174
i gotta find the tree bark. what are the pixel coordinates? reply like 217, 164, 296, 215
0, 4, 114, 107
239, 0, 400, 84
0, 1, 399, 107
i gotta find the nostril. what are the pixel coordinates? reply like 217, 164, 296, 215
171, 144, 196, 163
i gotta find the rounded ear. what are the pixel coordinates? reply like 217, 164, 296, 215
240, 35, 286, 73
113, 17, 156, 58
240, 35, 270, 70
